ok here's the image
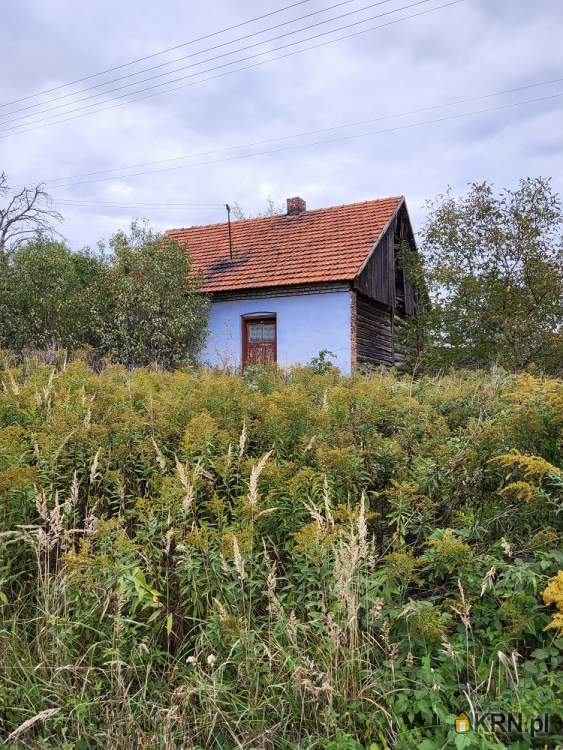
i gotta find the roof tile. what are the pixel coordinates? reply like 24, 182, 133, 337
166, 196, 403, 293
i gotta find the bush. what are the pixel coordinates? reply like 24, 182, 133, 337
95, 220, 209, 368
0, 363, 562, 748
405, 177, 563, 375
0, 221, 209, 369
0, 237, 104, 351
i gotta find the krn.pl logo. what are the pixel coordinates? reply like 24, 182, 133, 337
456, 712, 470, 733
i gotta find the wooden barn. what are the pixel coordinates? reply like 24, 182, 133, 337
166, 195, 420, 373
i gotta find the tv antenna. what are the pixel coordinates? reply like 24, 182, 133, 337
225, 203, 233, 260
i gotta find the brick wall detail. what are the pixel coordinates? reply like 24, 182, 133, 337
211, 282, 350, 302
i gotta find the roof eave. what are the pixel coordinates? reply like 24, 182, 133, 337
204, 278, 354, 295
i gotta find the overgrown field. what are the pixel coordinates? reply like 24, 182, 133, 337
1, 358, 562, 749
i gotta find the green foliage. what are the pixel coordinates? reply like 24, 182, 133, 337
0, 364, 563, 747
95, 219, 209, 368
0, 236, 104, 351
231, 195, 285, 220
0, 221, 209, 368
404, 177, 563, 374
308, 349, 337, 374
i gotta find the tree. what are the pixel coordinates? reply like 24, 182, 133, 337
231, 195, 285, 221
95, 220, 209, 368
414, 177, 563, 373
0, 172, 62, 252
0, 237, 104, 351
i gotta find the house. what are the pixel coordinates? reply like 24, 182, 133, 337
166, 195, 420, 373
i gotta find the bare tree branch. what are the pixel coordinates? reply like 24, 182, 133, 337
0, 171, 63, 252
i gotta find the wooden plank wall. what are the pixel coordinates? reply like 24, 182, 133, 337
395, 207, 417, 316
356, 206, 418, 315
356, 217, 397, 308
352, 203, 419, 369
354, 292, 405, 368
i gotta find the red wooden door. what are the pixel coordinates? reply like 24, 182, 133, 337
243, 317, 277, 365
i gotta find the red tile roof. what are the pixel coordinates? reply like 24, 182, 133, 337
166, 196, 403, 293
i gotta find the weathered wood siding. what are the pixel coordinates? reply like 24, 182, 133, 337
395, 205, 417, 316
357, 216, 397, 308
352, 202, 419, 369
354, 292, 406, 368
356, 204, 418, 315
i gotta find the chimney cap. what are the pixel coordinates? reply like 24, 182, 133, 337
287, 196, 306, 216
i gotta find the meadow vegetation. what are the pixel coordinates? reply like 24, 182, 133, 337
0, 357, 562, 748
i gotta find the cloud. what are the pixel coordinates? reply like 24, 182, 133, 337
1, 0, 562, 247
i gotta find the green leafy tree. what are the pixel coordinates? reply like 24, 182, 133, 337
231, 195, 285, 220
412, 177, 563, 373
0, 236, 105, 351
96, 219, 209, 368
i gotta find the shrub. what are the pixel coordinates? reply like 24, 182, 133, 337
0, 363, 562, 748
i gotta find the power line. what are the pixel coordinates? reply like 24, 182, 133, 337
0, 0, 460, 138
0, 0, 317, 109
26, 76, 562, 188
0, 0, 430, 132
0, 0, 394, 127
1, 0, 361, 119
52, 199, 223, 208
48, 90, 563, 193
54, 203, 219, 210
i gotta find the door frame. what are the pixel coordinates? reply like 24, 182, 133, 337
241, 313, 277, 366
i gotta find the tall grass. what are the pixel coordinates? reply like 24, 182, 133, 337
0, 358, 562, 748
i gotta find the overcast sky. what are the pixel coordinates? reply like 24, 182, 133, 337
1, 0, 562, 249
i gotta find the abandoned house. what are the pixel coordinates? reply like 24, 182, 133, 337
166, 195, 420, 373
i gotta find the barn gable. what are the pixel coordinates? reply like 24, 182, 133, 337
352, 200, 419, 368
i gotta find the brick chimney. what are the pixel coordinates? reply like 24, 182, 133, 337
287, 196, 306, 216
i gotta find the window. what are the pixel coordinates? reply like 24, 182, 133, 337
248, 321, 276, 343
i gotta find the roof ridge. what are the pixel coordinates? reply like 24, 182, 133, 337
165, 195, 406, 293
167, 195, 404, 233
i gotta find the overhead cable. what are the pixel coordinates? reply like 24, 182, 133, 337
48, 91, 563, 192
52, 199, 223, 208
0, 0, 317, 109
27, 75, 562, 188
0, 0, 396, 126
0, 0, 361, 119
0, 0, 429, 130
0, 0, 463, 138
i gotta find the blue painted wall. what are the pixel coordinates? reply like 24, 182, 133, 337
204, 291, 352, 373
